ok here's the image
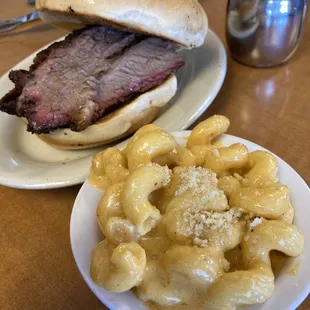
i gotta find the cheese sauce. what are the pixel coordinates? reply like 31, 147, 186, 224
139, 247, 288, 310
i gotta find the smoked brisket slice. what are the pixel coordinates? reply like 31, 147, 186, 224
0, 26, 184, 134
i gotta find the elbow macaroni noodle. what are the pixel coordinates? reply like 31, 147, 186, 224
153, 145, 196, 167
203, 143, 249, 175
121, 164, 171, 235
244, 150, 279, 187
229, 185, 290, 219
88, 115, 304, 310
90, 240, 146, 293
89, 148, 129, 190
127, 130, 176, 171
186, 115, 230, 148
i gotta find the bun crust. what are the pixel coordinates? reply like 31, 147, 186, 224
38, 75, 177, 150
36, 0, 208, 48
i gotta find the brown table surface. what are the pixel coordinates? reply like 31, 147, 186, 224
1, 1, 309, 309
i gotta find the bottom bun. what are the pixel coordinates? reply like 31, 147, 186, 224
38, 74, 177, 150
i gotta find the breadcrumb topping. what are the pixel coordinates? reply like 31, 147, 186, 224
233, 172, 243, 181
193, 237, 209, 248
174, 166, 218, 196
250, 217, 263, 228
146, 162, 172, 186
183, 208, 243, 239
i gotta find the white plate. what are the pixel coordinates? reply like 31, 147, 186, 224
70, 132, 310, 310
0, 29, 226, 189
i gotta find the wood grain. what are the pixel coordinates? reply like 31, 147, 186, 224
0, 1, 309, 309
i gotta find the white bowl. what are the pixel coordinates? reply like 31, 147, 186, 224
70, 131, 310, 310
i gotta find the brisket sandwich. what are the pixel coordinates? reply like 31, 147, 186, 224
0, 0, 208, 149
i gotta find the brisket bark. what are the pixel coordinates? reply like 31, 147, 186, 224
0, 26, 184, 133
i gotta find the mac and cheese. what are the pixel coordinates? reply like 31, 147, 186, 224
89, 115, 304, 310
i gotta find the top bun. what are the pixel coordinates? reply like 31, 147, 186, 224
36, 0, 208, 48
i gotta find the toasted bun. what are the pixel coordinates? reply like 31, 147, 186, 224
36, 0, 208, 48
38, 75, 177, 150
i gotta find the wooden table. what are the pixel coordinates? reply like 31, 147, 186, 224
0, 1, 309, 309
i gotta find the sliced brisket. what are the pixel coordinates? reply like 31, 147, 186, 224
0, 26, 184, 134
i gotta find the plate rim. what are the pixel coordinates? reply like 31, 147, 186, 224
70, 131, 310, 310
0, 29, 227, 190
